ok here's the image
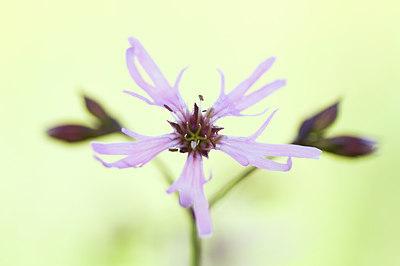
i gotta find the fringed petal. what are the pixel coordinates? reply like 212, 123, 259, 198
236, 80, 286, 111
125, 37, 187, 116
92, 131, 178, 169
248, 109, 278, 141
228, 57, 276, 100
211, 58, 285, 121
216, 112, 321, 172
166, 153, 212, 237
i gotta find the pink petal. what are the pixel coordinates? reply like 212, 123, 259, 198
211, 58, 285, 121
216, 135, 320, 171
125, 37, 187, 116
228, 57, 276, 100
248, 109, 278, 141
128, 37, 171, 91
254, 143, 322, 159
92, 132, 178, 169
236, 80, 286, 111
193, 189, 212, 237
166, 153, 212, 237
173, 66, 189, 90
121, 128, 149, 140
252, 157, 293, 171
217, 68, 225, 98
123, 90, 155, 106
91, 142, 135, 155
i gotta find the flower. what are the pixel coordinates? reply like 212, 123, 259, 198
91, 37, 321, 237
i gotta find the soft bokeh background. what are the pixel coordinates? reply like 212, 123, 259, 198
1, 0, 399, 265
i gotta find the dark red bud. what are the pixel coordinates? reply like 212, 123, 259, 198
296, 102, 339, 142
314, 136, 377, 157
47, 125, 97, 142
84, 96, 109, 121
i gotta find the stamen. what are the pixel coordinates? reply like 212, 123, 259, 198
164, 104, 173, 112
195, 123, 202, 135
206, 108, 215, 119
186, 121, 193, 134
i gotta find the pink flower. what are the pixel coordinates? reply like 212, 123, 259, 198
92, 37, 321, 237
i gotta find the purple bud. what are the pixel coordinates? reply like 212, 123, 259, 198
47, 125, 97, 142
314, 136, 377, 157
84, 96, 109, 121
296, 102, 339, 142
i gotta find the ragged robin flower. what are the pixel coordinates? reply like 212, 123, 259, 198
91, 37, 321, 237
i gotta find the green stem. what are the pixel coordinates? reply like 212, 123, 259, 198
209, 166, 258, 208
119, 132, 201, 265
188, 208, 201, 266
152, 157, 174, 185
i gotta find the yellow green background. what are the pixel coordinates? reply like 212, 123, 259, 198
1, 0, 399, 265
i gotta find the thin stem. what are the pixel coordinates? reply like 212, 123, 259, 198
118, 132, 200, 265
152, 157, 174, 185
209, 166, 258, 208
188, 208, 201, 266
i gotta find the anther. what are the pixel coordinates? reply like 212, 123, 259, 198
164, 104, 173, 112
198, 95, 204, 101
168, 148, 178, 152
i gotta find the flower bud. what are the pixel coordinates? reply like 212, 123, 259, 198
295, 102, 338, 143
47, 95, 122, 143
47, 125, 97, 142
313, 136, 376, 157
84, 96, 110, 121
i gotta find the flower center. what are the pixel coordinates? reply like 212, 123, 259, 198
166, 98, 223, 158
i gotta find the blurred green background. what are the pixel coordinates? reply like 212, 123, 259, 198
1, 0, 399, 265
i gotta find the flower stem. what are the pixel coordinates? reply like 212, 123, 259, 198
152, 157, 174, 185
120, 132, 201, 265
188, 208, 201, 266
209, 166, 258, 208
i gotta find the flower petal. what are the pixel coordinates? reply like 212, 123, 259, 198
252, 157, 293, 171
125, 37, 187, 115
92, 132, 178, 169
253, 143, 322, 159
123, 90, 155, 106
211, 58, 284, 121
248, 109, 278, 141
228, 57, 276, 100
128, 37, 171, 90
217, 68, 225, 98
236, 80, 286, 111
166, 153, 212, 237
216, 135, 320, 171
91, 142, 136, 155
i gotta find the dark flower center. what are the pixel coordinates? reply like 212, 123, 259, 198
166, 100, 223, 158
